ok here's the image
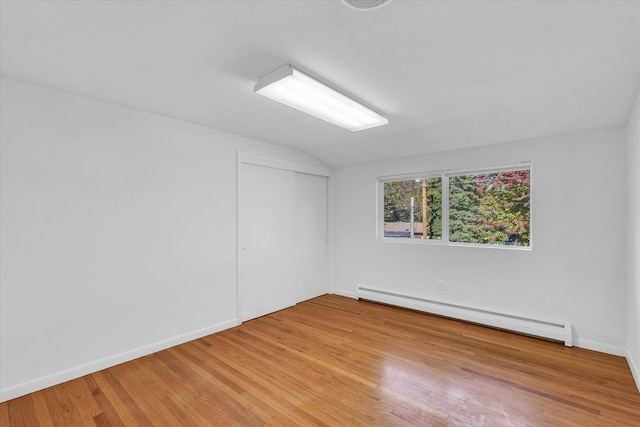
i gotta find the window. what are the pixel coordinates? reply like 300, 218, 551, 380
383, 177, 442, 240
380, 164, 531, 248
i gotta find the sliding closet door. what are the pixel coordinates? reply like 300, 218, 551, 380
238, 163, 296, 322
295, 172, 329, 302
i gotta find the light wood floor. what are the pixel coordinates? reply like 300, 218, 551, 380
2, 294, 639, 426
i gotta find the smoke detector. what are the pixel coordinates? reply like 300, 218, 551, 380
341, 0, 393, 11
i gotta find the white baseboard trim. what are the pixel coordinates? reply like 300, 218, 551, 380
331, 289, 357, 299
0, 319, 239, 403
627, 350, 640, 393
571, 338, 627, 357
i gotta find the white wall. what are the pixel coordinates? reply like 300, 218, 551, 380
627, 89, 640, 390
333, 127, 628, 354
0, 77, 327, 401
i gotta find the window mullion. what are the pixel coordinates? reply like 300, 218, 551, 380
442, 173, 449, 244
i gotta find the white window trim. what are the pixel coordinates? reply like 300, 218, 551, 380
378, 162, 532, 250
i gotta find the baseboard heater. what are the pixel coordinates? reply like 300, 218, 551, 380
356, 286, 572, 347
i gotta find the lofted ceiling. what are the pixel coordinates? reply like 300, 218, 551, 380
1, 0, 639, 167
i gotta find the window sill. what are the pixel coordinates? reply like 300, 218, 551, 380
379, 238, 532, 251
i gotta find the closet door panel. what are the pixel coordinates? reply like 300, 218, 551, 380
295, 172, 329, 302
238, 163, 296, 321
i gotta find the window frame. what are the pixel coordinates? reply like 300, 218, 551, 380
378, 162, 532, 250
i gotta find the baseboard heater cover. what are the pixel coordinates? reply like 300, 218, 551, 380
356, 286, 572, 347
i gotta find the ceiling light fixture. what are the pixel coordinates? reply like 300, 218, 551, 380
254, 64, 388, 132
341, 0, 393, 11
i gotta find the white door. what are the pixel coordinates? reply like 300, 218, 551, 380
295, 173, 329, 302
238, 163, 296, 322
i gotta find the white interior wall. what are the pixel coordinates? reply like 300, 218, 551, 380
332, 127, 628, 354
0, 77, 328, 401
627, 89, 640, 389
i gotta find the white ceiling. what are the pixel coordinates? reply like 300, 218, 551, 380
1, 0, 639, 167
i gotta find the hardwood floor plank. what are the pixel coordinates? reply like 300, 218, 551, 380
199, 337, 337, 426
214, 329, 377, 426
184, 340, 293, 425
83, 375, 126, 427
2, 295, 639, 426
93, 367, 154, 426
0, 402, 10, 427
41, 383, 89, 427
30, 392, 55, 427
7, 395, 40, 427
111, 357, 190, 426
155, 348, 264, 425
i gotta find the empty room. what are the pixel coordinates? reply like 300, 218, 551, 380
1, 0, 639, 425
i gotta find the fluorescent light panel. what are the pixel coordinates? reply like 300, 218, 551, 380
254, 64, 388, 132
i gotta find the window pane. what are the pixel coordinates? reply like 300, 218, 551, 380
383, 177, 442, 239
448, 170, 530, 246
